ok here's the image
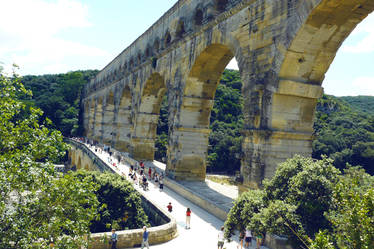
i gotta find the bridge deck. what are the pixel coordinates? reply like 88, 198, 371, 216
72, 140, 267, 249
78, 140, 267, 249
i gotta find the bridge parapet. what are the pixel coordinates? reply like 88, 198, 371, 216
83, 0, 254, 97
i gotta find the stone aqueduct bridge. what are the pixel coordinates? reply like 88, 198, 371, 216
82, 0, 373, 188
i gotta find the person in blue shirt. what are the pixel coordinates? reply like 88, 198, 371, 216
110, 229, 118, 249
141, 226, 150, 249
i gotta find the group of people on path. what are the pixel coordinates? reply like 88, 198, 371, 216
125, 161, 164, 192
237, 229, 263, 249
75, 137, 264, 249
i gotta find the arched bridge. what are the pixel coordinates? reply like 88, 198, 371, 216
82, 0, 373, 189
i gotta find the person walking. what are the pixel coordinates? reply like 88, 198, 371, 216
238, 230, 245, 249
167, 202, 172, 212
255, 232, 263, 249
217, 226, 225, 249
186, 207, 191, 229
244, 228, 252, 248
159, 177, 164, 191
110, 229, 118, 249
141, 226, 150, 249
148, 167, 152, 179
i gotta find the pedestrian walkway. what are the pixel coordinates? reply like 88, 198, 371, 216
77, 140, 267, 249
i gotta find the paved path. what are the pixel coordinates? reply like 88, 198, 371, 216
82, 142, 266, 249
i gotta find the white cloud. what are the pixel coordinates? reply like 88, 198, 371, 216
0, 0, 109, 75
342, 12, 374, 53
351, 76, 374, 95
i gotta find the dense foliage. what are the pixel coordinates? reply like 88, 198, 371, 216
21, 70, 98, 137
225, 156, 340, 247
72, 171, 149, 233
311, 167, 374, 249
155, 69, 244, 173
313, 95, 374, 174
0, 70, 99, 249
340, 95, 374, 116
207, 70, 243, 173
225, 155, 374, 248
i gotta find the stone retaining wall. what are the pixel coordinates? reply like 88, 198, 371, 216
67, 139, 178, 249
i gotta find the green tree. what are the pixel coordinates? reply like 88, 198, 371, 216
313, 95, 374, 175
0, 70, 99, 249
225, 156, 340, 248
21, 70, 98, 137
311, 167, 374, 249
72, 171, 149, 233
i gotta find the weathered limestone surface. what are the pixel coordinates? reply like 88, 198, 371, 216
82, 0, 374, 188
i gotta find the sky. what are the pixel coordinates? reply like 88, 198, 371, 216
0, 0, 373, 96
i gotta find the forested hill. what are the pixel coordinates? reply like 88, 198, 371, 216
21, 69, 374, 175
21, 70, 98, 136
339, 95, 374, 116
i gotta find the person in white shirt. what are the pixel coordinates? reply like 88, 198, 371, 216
218, 226, 225, 249
244, 229, 252, 248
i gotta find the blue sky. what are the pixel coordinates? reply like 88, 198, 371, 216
0, 0, 373, 96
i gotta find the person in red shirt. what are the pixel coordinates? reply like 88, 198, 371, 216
148, 167, 152, 179
186, 207, 191, 229
167, 202, 172, 212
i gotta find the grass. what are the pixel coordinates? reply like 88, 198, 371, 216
206, 175, 238, 186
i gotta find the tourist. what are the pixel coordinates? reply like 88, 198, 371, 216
110, 229, 118, 249
141, 226, 150, 249
218, 226, 225, 249
186, 207, 191, 229
159, 177, 164, 191
255, 232, 263, 249
167, 202, 172, 212
148, 167, 152, 178
133, 173, 138, 185
155, 173, 159, 184
142, 175, 148, 191
238, 230, 245, 249
244, 228, 252, 248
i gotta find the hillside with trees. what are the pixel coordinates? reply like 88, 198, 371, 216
340, 95, 374, 116
21, 70, 98, 137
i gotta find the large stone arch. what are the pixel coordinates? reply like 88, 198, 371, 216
280, 0, 373, 85
166, 43, 234, 181
102, 89, 116, 145
240, 0, 374, 189
115, 84, 133, 152
132, 73, 167, 160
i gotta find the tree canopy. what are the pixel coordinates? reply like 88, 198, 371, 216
0, 70, 99, 248
72, 170, 149, 233
225, 155, 374, 249
21, 70, 98, 137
